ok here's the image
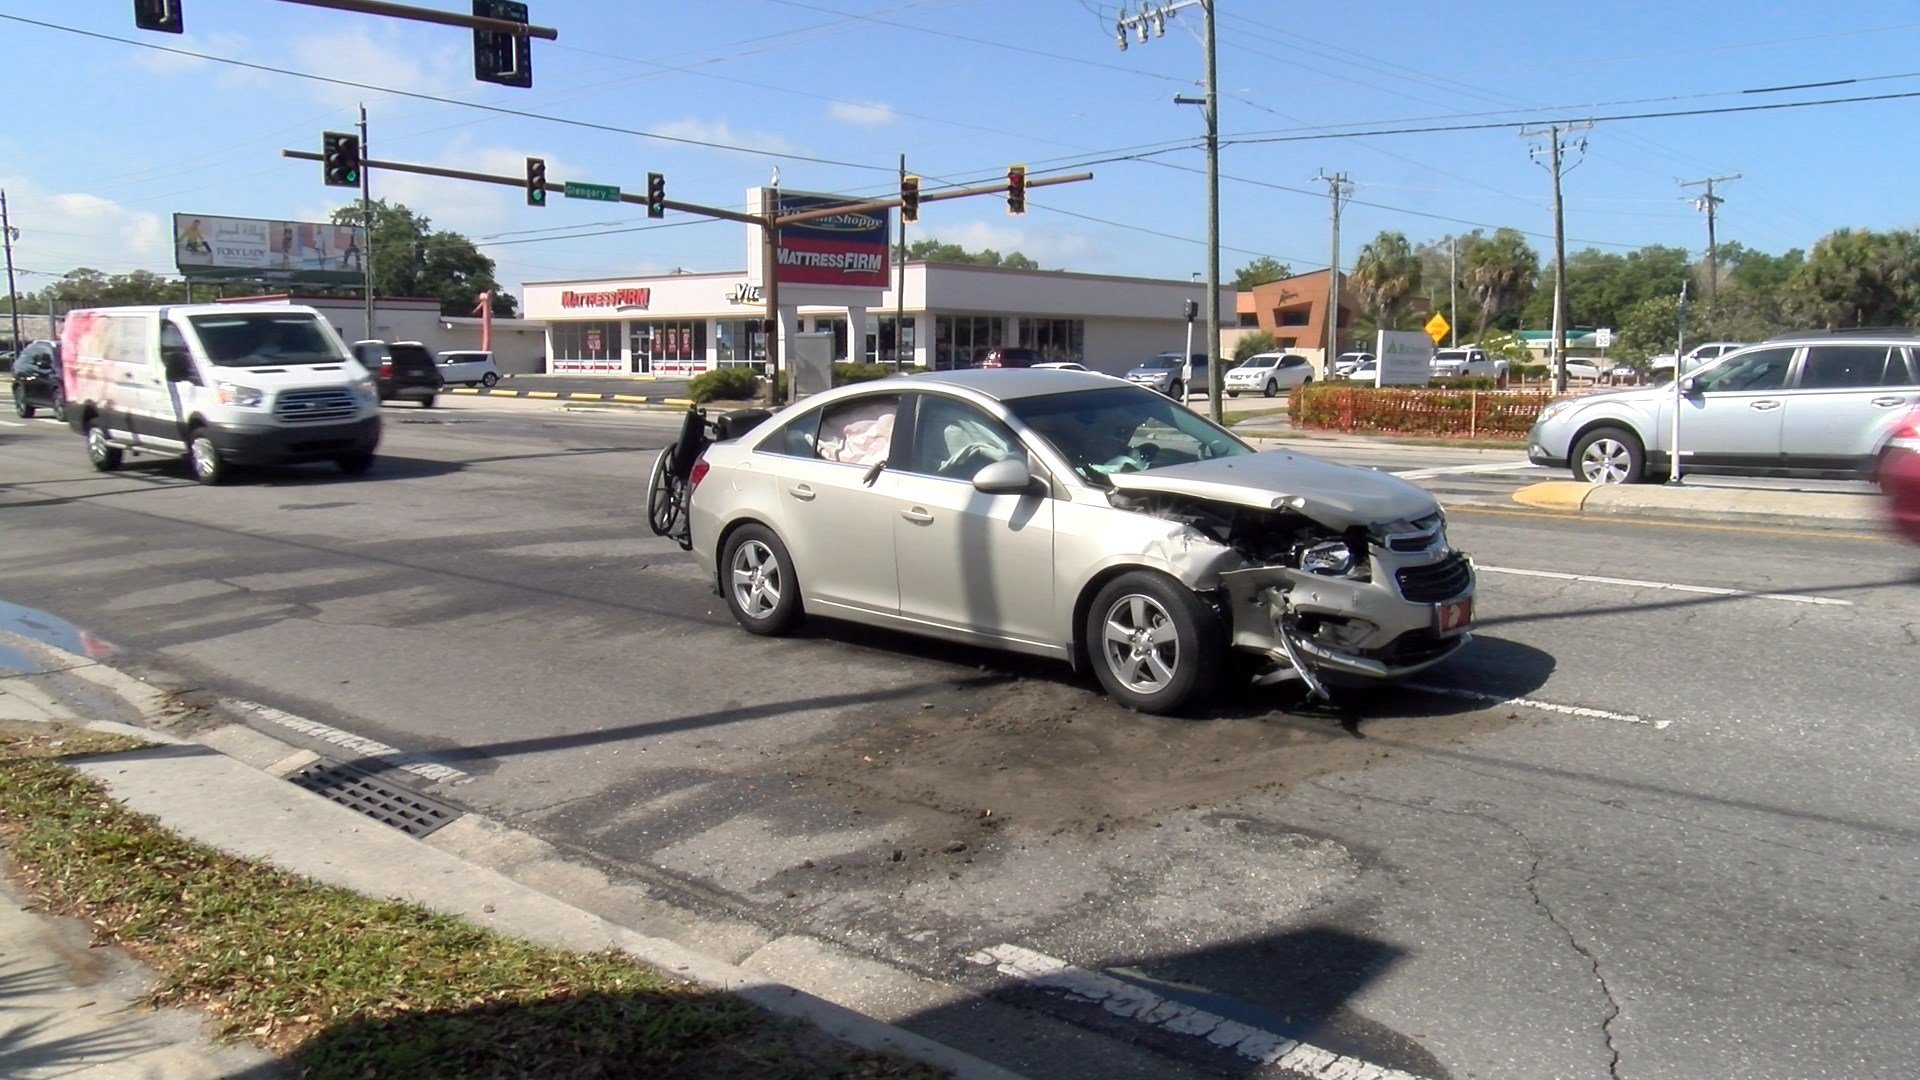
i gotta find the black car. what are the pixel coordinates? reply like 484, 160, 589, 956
10, 340, 63, 419
352, 339, 441, 407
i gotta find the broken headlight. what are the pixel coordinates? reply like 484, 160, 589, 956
1298, 539, 1355, 576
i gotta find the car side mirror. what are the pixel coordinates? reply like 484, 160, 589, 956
972, 457, 1039, 495
1680, 376, 1701, 396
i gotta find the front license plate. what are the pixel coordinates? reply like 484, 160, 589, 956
1435, 596, 1473, 636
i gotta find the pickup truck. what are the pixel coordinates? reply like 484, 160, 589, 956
1430, 347, 1509, 380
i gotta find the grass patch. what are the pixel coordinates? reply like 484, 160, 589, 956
1223, 407, 1292, 427
0, 720, 943, 1079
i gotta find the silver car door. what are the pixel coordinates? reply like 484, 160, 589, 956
1779, 344, 1920, 472
1676, 346, 1793, 469
891, 394, 1056, 646
767, 395, 902, 617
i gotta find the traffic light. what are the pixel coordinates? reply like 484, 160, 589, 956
525, 157, 547, 207
134, 0, 184, 33
472, 0, 533, 88
322, 131, 361, 188
646, 172, 666, 219
900, 174, 920, 223
1006, 164, 1027, 215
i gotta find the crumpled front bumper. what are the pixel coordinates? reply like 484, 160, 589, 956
1217, 553, 1473, 682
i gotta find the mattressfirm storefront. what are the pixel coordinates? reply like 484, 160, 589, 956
521, 264, 1229, 377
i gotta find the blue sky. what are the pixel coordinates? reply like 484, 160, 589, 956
4, 1, 1919, 304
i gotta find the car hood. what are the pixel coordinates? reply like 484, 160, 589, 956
1107, 450, 1439, 527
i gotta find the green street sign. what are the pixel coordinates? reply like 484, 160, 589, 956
564, 181, 621, 202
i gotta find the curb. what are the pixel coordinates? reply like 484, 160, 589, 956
2, 640, 1026, 1080
1513, 480, 1887, 532
447, 386, 697, 408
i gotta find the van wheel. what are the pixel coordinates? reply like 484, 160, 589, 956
188, 427, 227, 485
481, 372, 499, 387
86, 421, 122, 471
13, 385, 33, 418
336, 451, 376, 476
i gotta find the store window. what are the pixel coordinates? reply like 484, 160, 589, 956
551, 320, 622, 373
630, 319, 708, 376
864, 316, 916, 367
716, 320, 771, 372
1016, 318, 1084, 363
934, 315, 1002, 370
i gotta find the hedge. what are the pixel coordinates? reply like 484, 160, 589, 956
1289, 384, 1555, 439
687, 366, 763, 403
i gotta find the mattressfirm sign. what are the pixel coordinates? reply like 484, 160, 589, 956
560, 287, 651, 310
173, 213, 365, 283
1375, 330, 1433, 386
777, 192, 891, 288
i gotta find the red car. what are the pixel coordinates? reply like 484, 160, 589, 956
1884, 410, 1920, 543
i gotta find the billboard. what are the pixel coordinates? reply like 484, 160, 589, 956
769, 191, 891, 289
173, 213, 367, 283
1375, 330, 1435, 386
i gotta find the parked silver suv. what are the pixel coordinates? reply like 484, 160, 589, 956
1527, 330, 1920, 484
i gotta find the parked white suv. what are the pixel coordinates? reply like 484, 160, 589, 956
1225, 352, 1313, 397
1528, 331, 1920, 483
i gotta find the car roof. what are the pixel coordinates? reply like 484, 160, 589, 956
866, 367, 1128, 401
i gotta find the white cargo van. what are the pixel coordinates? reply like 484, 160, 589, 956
62, 303, 382, 484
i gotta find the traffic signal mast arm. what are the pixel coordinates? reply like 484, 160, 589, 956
774, 170, 1091, 228
267, 0, 556, 39
280, 149, 760, 224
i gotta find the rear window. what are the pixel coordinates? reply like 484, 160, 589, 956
387, 344, 434, 365
187, 313, 344, 368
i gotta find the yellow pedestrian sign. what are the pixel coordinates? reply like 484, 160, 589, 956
1424, 312, 1451, 344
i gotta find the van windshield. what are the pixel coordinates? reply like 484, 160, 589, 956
186, 313, 346, 368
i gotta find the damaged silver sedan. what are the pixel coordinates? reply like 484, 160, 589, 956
685, 369, 1473, 715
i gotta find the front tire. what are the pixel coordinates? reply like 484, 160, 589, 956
1085, 570, 1225, 715
1572, 426, 1646, 485
1168, 380, 1185, 400
86, 420, 122, 471
13, 385, 33, 418
419, 394, 436, 409
480, 372, 499, 387
336, 450, 376, 475
1226, 390, 1240, 398
188, 427, 227, 485
1262, 379, 1278, 398
722, 524, 803, 636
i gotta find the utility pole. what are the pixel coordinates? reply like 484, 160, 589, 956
1522, 121, 1590, 393
1680, 173, 1739, 298
896, 153, 907, 369
1448, 237, 1458, 347
1120, 0, 1220, 422
359, 104, 375, 340
1317, 170, 1353, 363
1, 190, 20, 352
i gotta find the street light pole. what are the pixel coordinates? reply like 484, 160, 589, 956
1, 189, 21, 352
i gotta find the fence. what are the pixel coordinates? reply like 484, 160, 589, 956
1289, 385, 1555, 439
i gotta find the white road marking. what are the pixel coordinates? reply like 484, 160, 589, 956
969, 943, 1426, 1079
1403, 683, 1668, 730
233, 699, 469, 783
1476, 564, 1853, 606
0, 419, 20, 427
1391, 461, 1539, 480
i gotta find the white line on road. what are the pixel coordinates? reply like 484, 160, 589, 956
1391, 461, 1539, 480
1404, 683, 1668, 729
0, 419, 20, 428
1477, 564, 1854, 606
233, 699, 469, 784
969, 943, 1426, 1079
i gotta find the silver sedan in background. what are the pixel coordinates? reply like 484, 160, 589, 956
686, 370, 1475, 714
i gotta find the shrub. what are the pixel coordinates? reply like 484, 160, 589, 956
1513, 363, 1550, 380
687, 366, 762, 403
1233, 332, 1277, 362
1429, 376, 1498, 391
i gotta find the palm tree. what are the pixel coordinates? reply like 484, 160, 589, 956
1462, 229, 1540, 339
1350, 232, 1422, 329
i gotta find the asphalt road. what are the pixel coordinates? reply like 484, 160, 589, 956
2, 397, 1915, 1079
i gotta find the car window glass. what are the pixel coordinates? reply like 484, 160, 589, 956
814, 395, 898, 466
1889, 348, 1920, 387
763, 406, 823, 458
1797, 345, 1895, 390
1009, 386, 1251, 485
906, 396, 1024, 480
1696, 347, 1792, 393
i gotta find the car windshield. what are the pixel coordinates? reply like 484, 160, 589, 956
1435, 350, 1467, 361
1006, 385, 1252, 486
1236, 357, 1275, 369
1138, 356, 1180, 369
186, 313, 345, 368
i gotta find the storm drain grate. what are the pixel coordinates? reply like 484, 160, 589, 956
287, 758, 462, 838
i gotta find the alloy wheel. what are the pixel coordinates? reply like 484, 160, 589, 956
1579, 438, 1635, 484
1099, 593, 1180, 694
729, 539, 783, 619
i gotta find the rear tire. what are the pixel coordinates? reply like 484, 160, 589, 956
13, 385, 33, 418
86, 419, 122, 471
1262, 379, 1278, 397
1084, 570, 1225, 716
188, 427, 227, 485
419, 395, 436, 409
481, 372, 499, 387
1571, 426, 1645, 485
721, 524, 803, 636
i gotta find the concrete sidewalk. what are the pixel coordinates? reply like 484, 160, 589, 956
0, 644, 1023, 1080
1513, 479, 1886, 531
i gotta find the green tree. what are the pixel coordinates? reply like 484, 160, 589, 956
1617, 294, 1681, 362
1787, 227, 1920, 328
1719, 242, 1803, 293
1232, 330, 1276, 361
1523, 245, 1690, 330
26, 268, 194, 308
329, 201, 517, 317
1414, 236, 1472, 340
1349, 231, 1422, 329
1231, 256, 1291, 289
902, 238, 1040, 269
1460, 228, 1539, 339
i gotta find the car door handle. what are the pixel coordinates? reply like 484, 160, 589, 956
787, 484, 816, 501
1749, 400, 1782, 411
901, 507, 934, 524
1871, 396, 1907, 408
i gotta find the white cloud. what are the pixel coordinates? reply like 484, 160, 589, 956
288, 25, 468, 110
937, 220, 1102, 268
0, 180, 171, 278
652, 118, 803, 160
133, 31, 251, 75
828, 100, 896, 126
